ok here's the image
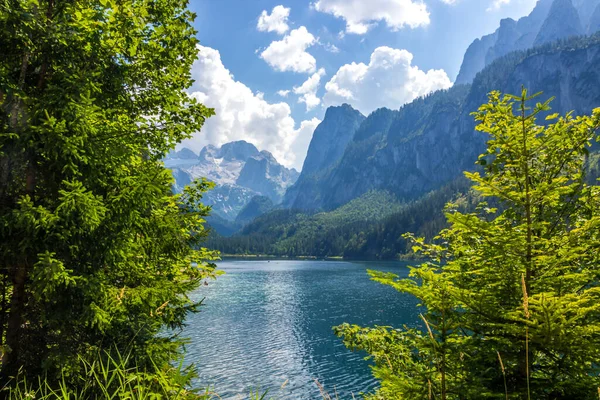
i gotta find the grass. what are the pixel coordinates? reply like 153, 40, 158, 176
2, 352, 345, 400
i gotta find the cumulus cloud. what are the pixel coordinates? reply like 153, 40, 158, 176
313, 0, 430, 34
293, 68, 326, 111
487, 0, 511, 10
180, 45, 319, 170
323, 46, 452, 115
257, 5, 290, 34
277, 89, 291, 97
260, 26, 317, 73
323, 43, 340, 53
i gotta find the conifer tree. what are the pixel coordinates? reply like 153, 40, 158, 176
0, 0, 216, 385
336, 89, 600, 399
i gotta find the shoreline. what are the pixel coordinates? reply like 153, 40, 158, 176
218, 254, 424, 262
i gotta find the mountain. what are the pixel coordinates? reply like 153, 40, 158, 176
167, 141, 298, 222
237, 151, 299, 201
575, 0, 600, 28
235, 195, 274, 226
456, 33, 499, 87
534, 0, 583, 46
300, 104, 366, 176
282, 34, 600, 212
208, 178, 473, 259
166, 147, 197, 159
455, 0, 598, 84
282, 104, 365, 208
589, 3, 600, 33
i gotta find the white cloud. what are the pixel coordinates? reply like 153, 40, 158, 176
313, 0, 430, 34
487, 0, 537, 10
323, 46, 452, 115
323, 43, 340, 53
180, 45, 319, 170
260, 26, 318, 73
257, 5, 290, 35
487, 0, 511, 10
293, 68, 326, 111
440, 0, 458, 4
277, 89, 291, 97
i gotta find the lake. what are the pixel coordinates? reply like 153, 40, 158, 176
182, 259, 419, 399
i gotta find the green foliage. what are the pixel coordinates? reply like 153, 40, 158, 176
0, 0, 217, 390
4, 349, 274, 400
208, 190, 405, 257
335, 90, 600, 399
4, 349, 205, 399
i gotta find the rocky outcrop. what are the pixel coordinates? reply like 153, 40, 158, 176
301, 104, 365, 176
237, 151, 299, 202
166, 147, 198, 160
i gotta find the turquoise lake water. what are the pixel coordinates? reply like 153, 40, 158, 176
182, 259, 419, 399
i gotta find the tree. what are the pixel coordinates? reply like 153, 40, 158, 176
336, 89, 600, 399
0, 0, 216, 387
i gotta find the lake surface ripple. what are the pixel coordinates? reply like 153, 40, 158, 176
182, 259, 419, 399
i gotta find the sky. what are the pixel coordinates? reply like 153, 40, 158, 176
179, 0, 539, 170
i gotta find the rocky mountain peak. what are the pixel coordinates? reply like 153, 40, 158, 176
282, 104, 366, 208
574, 0, 600, 28
455, 0, 587, 85
300, 104, 365, 176
169, 140, 300, 221
166, 147, 198, 160
218, 140, 260, 161
534, 0, 584, 46
588, 3, 600, 33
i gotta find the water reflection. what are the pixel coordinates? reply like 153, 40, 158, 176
183, 260, 418, 399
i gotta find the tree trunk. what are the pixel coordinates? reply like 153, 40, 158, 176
3, 264, 28, 376
2, 162, 35, 378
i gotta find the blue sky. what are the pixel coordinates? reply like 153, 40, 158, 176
180, 0, 538, 170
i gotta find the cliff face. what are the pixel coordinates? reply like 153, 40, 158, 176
455, 0, 598, 85
455, 34, 498, 85
299, 104, 365, 176
312, 85, 471, 210
282, 104, 365, 208
285, 37, 600, 211
167, 140, 298, 220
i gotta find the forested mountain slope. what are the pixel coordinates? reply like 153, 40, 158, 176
208, 177, 473, 259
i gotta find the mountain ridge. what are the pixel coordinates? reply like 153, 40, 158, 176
281, 34, 600, 212
167, 140, 298, 222
455, 0, 599, 84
